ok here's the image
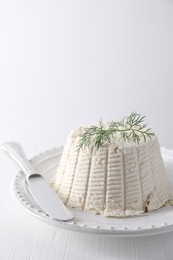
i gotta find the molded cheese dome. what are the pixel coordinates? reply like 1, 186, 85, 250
52, 127, 172, 217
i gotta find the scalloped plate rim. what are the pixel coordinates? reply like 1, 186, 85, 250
11, 146, 173, 237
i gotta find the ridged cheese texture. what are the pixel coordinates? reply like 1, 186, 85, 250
52, 127, 172, 217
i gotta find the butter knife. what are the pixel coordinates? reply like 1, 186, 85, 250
2, 142, 75, 221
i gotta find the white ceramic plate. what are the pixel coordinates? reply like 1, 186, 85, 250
12, 147, 173, 237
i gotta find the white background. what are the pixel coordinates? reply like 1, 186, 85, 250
0, 0, 173, 157
1, 2, 173, 259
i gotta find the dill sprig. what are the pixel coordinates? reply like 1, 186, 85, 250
77, 112, 155, 150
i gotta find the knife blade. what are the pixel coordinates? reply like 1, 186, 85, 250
2, 142, 75, 221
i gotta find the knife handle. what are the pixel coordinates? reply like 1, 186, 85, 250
2, 142, 35, 177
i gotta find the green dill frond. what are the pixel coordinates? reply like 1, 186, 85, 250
77, 112, 155, 150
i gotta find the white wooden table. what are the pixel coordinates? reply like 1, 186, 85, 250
1, 152, 173, 260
